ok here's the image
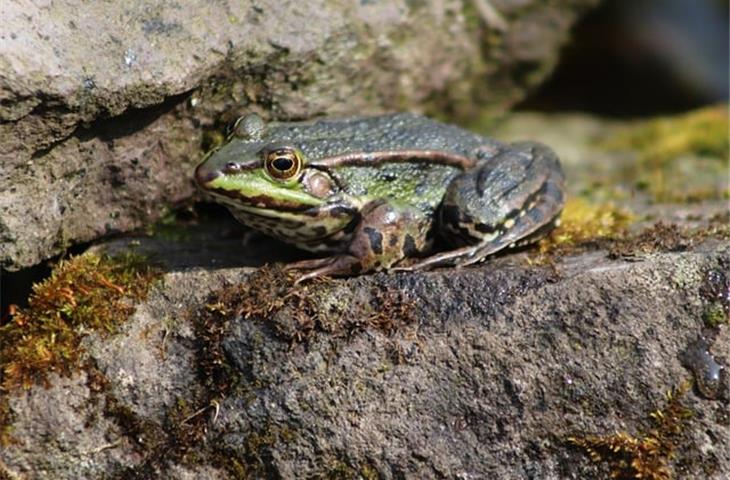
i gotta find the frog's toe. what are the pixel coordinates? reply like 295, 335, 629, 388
284, 257, 333, 271
392, 244, 483, 271
288, 254, 363, 284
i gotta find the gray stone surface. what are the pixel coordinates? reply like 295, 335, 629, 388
0, 0, 598, 270
2, 371, 133, 479
1, 235, 727, 479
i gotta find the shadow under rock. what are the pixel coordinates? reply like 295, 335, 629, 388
96, 205, 315, 272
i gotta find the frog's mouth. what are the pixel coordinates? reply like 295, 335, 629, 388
195, 162, 326, 213
206, 187, 360, 231
205, 186, 319, 213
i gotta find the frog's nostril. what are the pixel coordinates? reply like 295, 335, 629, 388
225, 162, 241, 173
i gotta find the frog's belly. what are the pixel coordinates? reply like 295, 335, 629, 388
226, 206, 353, 253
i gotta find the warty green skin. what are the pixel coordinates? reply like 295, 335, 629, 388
195, 113, 565, 280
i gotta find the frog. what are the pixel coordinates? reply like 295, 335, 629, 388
195, 113, 565, 282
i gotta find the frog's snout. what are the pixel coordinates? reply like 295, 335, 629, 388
194, 162, 221, 187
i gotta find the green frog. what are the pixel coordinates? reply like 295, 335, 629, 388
195, 113, 565, 281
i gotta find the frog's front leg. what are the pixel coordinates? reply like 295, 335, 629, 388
287, 201, 430, 282
401, 142, 565, 271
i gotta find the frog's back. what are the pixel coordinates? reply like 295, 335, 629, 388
269, 113, 499, 160
274, 114, 498, 214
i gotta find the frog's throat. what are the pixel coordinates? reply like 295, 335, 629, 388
205, 175, 324, 212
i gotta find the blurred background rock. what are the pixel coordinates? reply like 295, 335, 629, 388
523, 0, 728, 115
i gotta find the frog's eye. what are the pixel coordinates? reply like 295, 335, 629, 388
264, 147, 302, 180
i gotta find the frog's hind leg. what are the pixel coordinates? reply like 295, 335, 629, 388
400, 142, 565, 271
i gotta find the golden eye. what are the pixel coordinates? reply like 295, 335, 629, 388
264, 147, 302, 180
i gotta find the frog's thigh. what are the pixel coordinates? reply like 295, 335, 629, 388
292, 201, 429, 281
405, 142, 565, 270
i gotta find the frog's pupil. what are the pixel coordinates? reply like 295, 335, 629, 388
273, 157, 293, 171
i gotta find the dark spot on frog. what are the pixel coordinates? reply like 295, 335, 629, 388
382, 173, 397, 182
475, 221, 498, 234
329, 205, 355, 218
284, 220, 306, 229
364, 227, 383, 254
525, 205, 545, 225
312, 226, 327, 237
343, 215, 360, 234
403, 234, 418, 257
415, 181, 430, 196
439, 205, 462, 229
389, 235, 399, 247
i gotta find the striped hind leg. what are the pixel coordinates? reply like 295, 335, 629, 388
398, 142, 565, 271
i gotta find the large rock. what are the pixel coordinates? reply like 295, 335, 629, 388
1, 234, 728, 479
0, 0, 599, 270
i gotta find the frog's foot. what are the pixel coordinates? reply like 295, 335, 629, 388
395, 216, 561, 272
285, 255, 361, 284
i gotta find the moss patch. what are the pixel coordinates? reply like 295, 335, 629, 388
598, 106, 729, 203
203, 265, 416, 345
535, 197, 633, 259
220, 423, 298, 479
322, 457, 380, 480
0, 253, 161, 447
535, 196, 730, 263
700, 266, 730, 327
569, 382, 693, 480
0, 252, 162, 391
608, 222, 730, 261
188, 265, 416, 477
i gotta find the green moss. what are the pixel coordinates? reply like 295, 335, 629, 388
599, 106, 729, 203
359, 463, 380, 480
203, 265, 416, 345
0, 252, 162, 391
213, 423, 298, 479
703, 303, 728, 328
568, 382, 693, 480
318, 458, 380, 480
700, 267, 730, 327
533, 197, 633, 260
0, 253, 161, 444
0, 253, 161, 447
536, 196, 730, 263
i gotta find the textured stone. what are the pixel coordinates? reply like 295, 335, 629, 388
0, 0, 598, 270
1, 235, 727, 478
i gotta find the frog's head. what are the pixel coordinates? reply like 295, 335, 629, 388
195, 114, 350, 216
